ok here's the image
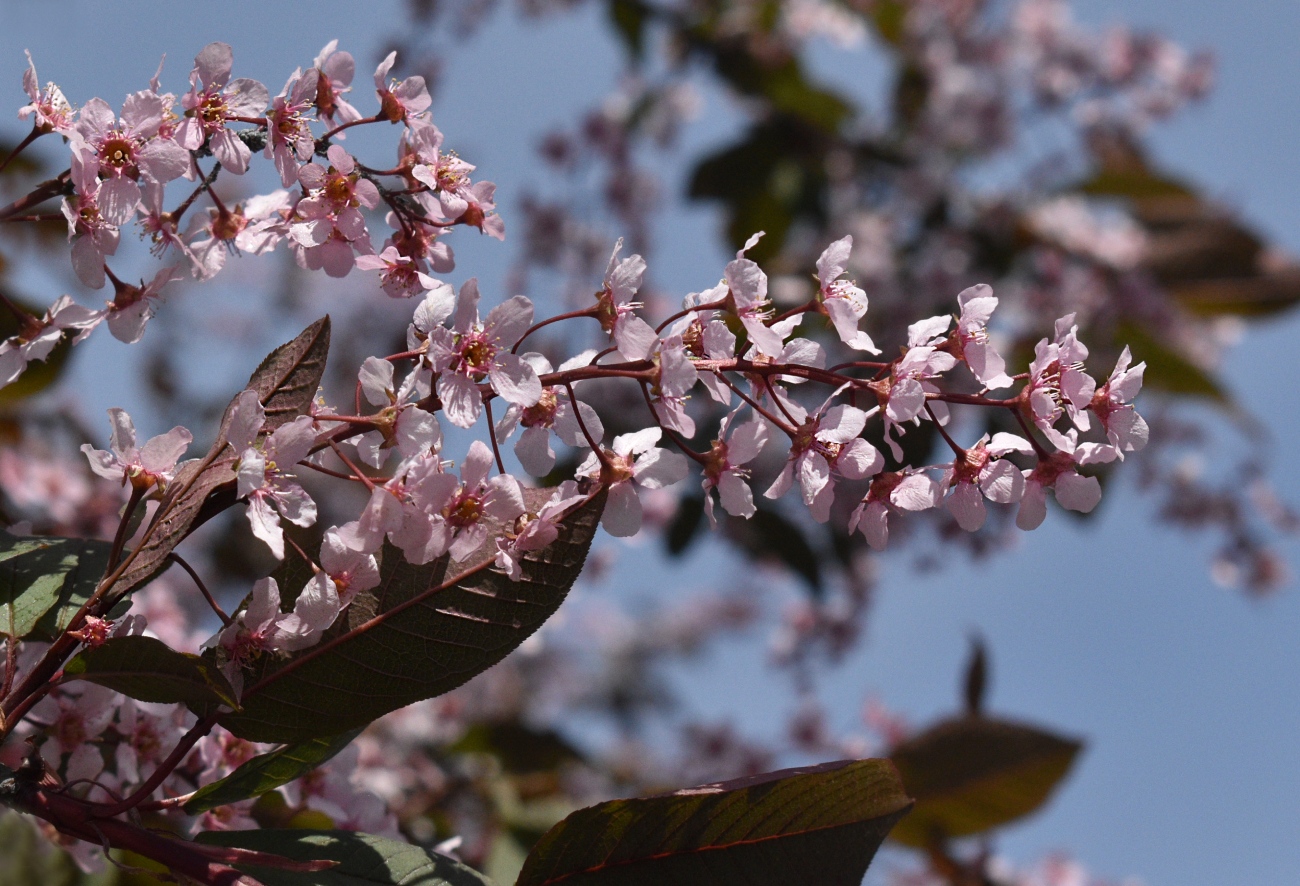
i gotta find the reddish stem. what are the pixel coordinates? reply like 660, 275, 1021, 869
0, 171, 71, 221
565, 381, 608, 470
654, 298, 727, 334
483, 398, 507, 475
0, 124, 43, 176
513, 307, 598, 353
167, 553, 230, 627
320, 114, 383, 142
92, 715, 216, 818
639, 381, 706, 466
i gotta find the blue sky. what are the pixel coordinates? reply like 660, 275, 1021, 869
2, 2, 1298, 884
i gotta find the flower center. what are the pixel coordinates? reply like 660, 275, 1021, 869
100, 134, 137, 172
211, 207, 248, 242
198, 93, 229, 128
522, 389, 559, 428
445, 492, 484, 528
324, 170, 355, 206
601, 451, 635, 485
460, 333, 495, 372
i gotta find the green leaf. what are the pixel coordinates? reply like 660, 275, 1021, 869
688, 120, 830, 262
0, 533, 61, 563
103, 316, 332, 603
63, 635, 240, 709
515, 759, 912, 886
0, 810, 115, 886
0, 532, 112, 641
709, 47, 852, 132
887, 715, 1082, 847
1168, 271, 1300, 318
1076, 168, 1195, 202
211, 488, 605, 743
868, 0, 908, 45
607, 0, 651, 62
196, 829, 495, 886
184, 729, 363, 814
450, 722, 586, 776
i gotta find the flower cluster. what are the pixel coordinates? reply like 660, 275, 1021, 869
1, 40, 501, 383
0, 33, 1153, 879
90, 229, 1141, 680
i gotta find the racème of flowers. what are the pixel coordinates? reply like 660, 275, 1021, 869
0, 40, 1146, 874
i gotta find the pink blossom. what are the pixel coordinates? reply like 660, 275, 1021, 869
815, 235, 879, 353
702, 412, 769, 525
452, 180, 505, 240
290, 144, 379, 277
393, 440, 525, 563
494, 353, 604, 476
724, 233, 787, 358
577, 428, 689, 537
494, 481, 588, 580
227, 390, 319, 559
426, 279, 542, 428
355, 245, 441, 298
175, 42, 270, 175
952, 284, 1013, 389
80, 407, 192, 494
593, 239, 657, 361
1089, 346, 1148, 454
848, 469, 941, 549
105, 698, 190, 796
1016, 430, 1116, 531
373, 52, 431, 124
311, 40, 362, 129
105, 265, 182, 343
72, 91, 188, 224
354, 356, 441, 467
696, 317, 738, 404
399, 120, 444, 168
137, 180, 193, 262
650, 335, 699, 436
18, 51, 74, 134
765, 392, 883, 522
333, 478, 409, 558
32, 684, 118, 782
185, 201, 250, 279
280, 744, 401, 838
407, 280, 457, 348
1024, 313, 1096, 442
386, 200, 456, 273
317, 527, 379, 608
213, 577, 337, 692
405, 122, 483, 228
233, 189, 297, 255
942, 433, 1032, 531
265, 69, 318, 186
0, 295, 103, 388
875, 320, 959, 460
404, 126, 504, 238
61, 151, 121, 289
